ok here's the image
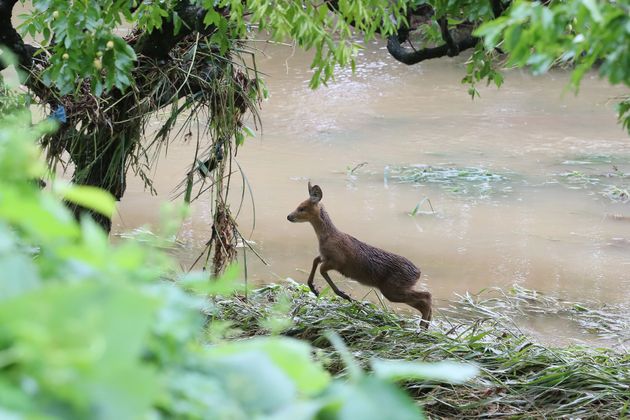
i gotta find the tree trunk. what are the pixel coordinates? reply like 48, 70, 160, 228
67, 135, 130, 232
64, 99, 141, 232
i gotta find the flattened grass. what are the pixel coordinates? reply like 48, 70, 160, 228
210, 283, 630, 419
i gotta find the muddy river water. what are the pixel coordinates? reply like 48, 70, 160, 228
112, 41, 629, 343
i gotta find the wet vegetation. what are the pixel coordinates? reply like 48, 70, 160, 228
601, 185, 630, 204
214, 283, 630, 419
381, 158, 630, 206
555, 157, 630, 203
386, 164, 511, 198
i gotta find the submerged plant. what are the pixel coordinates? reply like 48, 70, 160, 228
408, 197, 436, 216
556, 170, 601, 187
555, 164, 630, 203
385, 164, 510, 198
601, 185, 630, 203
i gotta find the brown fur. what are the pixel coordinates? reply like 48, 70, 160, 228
287, 182, 432, 327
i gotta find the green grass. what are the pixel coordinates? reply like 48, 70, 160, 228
210, 283, 630, 419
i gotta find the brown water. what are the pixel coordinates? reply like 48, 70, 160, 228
113, 42, 628, 342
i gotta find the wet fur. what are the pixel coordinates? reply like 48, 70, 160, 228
288, 183, 432, 327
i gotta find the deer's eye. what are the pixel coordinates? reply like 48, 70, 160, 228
298, 206, 306, 212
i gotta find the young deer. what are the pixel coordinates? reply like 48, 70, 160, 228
287, 182, 432, 327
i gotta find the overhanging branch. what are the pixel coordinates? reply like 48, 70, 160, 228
387, 33, 478, 65
134, 1, 220, 59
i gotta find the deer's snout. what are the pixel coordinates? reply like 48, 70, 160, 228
287, 213, 295, 222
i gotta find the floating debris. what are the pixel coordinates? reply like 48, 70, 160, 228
601, 185, 630, 203
554, 165, 629, 203
385, 164, 510, 197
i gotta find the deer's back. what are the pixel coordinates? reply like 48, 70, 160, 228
320, 233, 420, 287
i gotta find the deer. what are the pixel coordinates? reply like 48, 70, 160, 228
287, 182, 432, 327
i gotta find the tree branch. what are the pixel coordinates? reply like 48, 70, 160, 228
134, 1, 219, 59
387, 33, 478, 65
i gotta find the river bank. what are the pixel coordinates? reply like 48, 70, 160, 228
210, 282, 630, 418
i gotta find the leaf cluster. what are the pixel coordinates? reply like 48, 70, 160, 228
19, 0, 139, 95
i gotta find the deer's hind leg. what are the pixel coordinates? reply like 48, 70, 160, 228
379, 280, 432, 328
319, 262, 353, 302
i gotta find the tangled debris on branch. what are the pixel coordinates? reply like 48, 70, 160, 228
33, 30, 260, 273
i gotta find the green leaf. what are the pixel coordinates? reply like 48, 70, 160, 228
0, 282, 161, 418
203, 9, 222, 26
326, 331, 363, 380
371, 360, 478, 384
582, 0, 603, 23
0, 188, 80, 240
173, 11, 183, 35
207, 337, 331, 396
179, 263, 242, 296
205, 351, 298, 414
57, 183, 116, 218
475, 17, 507, 49
243, 125, 256, 138
504, 25, 522, 50
323, 376, 423, 420
0, 227, 40, 300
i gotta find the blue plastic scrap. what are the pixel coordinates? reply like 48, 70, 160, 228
49, 105, 67, 123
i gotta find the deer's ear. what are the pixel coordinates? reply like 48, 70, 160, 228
309, 185, 323, 203
307, 181, 313, 195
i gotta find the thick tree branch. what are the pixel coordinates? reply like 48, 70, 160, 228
324, 0, 477, 66
387, 33, 478, 65
134, 1, 219, 59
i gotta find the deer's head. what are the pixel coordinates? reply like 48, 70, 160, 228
287, 182, 323, 223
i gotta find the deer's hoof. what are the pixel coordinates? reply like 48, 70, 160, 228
340, 294, 353, 302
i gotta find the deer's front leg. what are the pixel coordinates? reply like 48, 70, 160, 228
307, 256, 322, 296
320, 264, 353, 302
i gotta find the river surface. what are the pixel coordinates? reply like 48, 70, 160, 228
109, 41, 630, 344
